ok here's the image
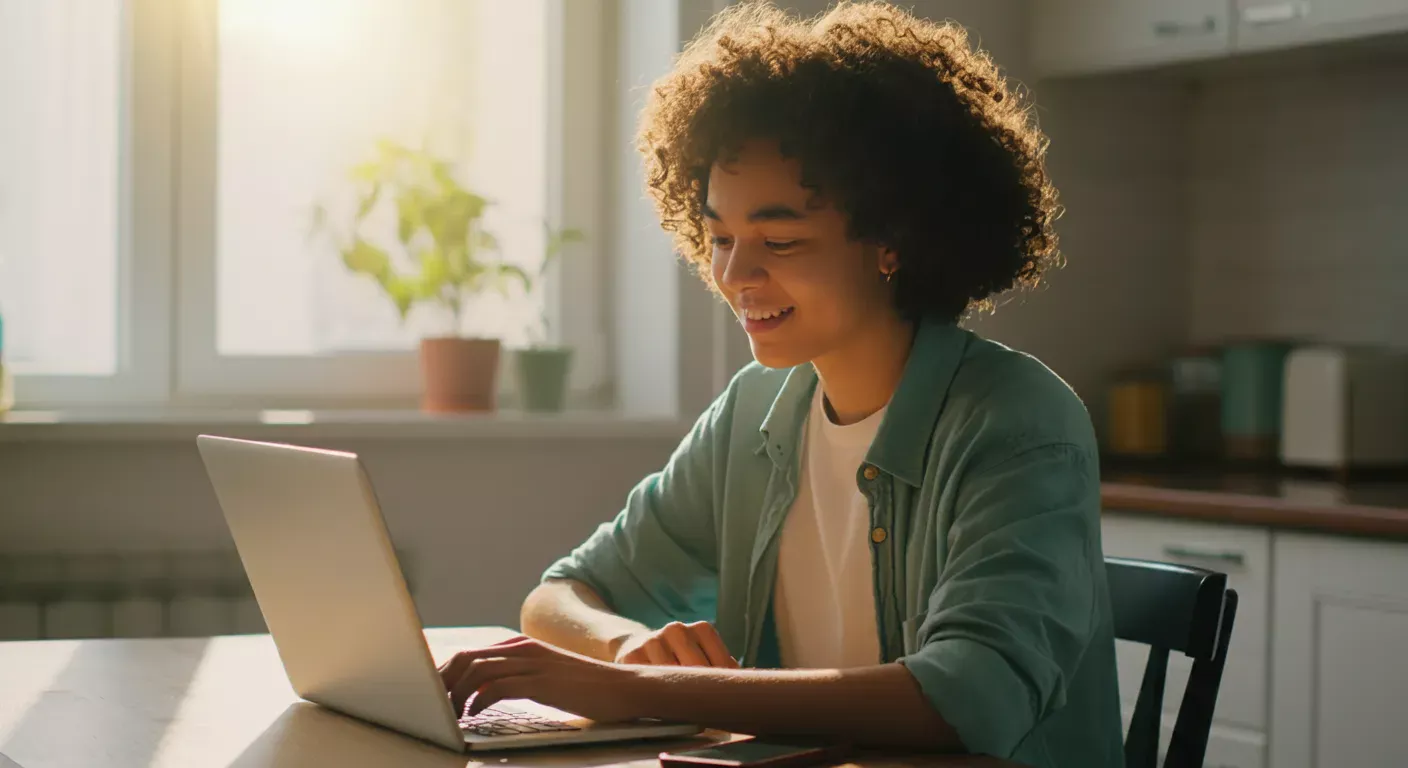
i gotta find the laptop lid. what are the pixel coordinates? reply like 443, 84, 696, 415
196, 435, 465, 752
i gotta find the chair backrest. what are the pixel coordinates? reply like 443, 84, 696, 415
1105, 556, 1239, 768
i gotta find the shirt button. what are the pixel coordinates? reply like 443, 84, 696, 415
871, 527, 888, 544
862, 465, 879, 481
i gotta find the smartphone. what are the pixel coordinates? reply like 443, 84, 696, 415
659, 737, 849, 768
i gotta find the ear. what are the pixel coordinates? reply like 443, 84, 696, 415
877, 246, 900, 277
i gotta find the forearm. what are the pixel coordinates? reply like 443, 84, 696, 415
637, 663, 962, 751
520, 579, 649, 662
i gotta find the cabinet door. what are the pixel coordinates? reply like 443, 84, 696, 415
1033, 0, 1232, 77
1102, 513, 1270, 732
1271, 533, 1408, 768
1235, 0, 1408, 52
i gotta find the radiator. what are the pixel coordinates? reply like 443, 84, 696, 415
0, 550, 415, 641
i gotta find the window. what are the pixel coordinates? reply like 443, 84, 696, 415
213, 0, 547, 356
3, 0, 607, 409
0, 0, 123, 377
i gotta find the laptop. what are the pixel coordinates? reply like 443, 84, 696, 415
196, 434, 702, 752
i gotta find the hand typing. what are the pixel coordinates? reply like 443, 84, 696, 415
439, 636, 655, 721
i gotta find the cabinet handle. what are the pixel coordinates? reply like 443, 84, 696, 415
1152, 16, 1217, 37
1162, 544, 1246, 568
1242, 2, 1310, 26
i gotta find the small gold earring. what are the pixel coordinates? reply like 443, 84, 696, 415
884, 269, 895, 284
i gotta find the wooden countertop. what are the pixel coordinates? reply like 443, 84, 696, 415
1101, 469, 1408, 539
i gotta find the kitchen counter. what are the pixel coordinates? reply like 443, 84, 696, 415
1101, 468, 1408, 539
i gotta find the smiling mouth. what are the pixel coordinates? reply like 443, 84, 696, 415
740, 306, 794, 321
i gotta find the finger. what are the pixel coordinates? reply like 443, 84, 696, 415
466, 677, 531, 718
439, 640, 540, 689
449, 657, 535, 714
438, 650, 476, 690
661, 623, 709, 667
642, 637, 678, 665
688, 622, 739, 668
619, 645, 651, 665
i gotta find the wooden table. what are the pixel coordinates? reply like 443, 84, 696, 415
0, 627, 1015, 767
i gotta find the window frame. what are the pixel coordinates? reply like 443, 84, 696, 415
13, 0, 611, 411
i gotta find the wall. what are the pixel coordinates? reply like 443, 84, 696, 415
0, 430, 683, 634
967, 75, 1193, 429
1187, 58, 1408, 349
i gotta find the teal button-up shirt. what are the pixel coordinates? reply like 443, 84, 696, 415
543, 320, 1124, 767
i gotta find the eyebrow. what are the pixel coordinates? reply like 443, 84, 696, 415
702, 203, 807, 222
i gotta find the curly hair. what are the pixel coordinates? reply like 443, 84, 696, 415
638, 1, 1061, 322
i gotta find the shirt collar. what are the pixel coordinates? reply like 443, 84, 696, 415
758, 318, 970, 487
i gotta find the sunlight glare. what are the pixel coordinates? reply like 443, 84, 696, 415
0, 641, 79, 745
219, 0, 365, 53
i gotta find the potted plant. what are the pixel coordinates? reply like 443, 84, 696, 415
515, 224, 585, 412
313, 139, 528, 413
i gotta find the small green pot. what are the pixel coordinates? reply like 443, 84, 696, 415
516, 346, 573, 412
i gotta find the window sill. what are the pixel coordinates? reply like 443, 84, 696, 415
0, 408, 694, 443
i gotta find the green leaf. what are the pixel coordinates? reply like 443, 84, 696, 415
472, 228, 499, 252
445, 244, 470, 284
354, 181, 382, 222
342, 238, 390, 278
544, 225, 587, 262
384, 275, 416, 321
375, 137, 407, 163
349, 160, 381, 183
396, 193, 424, 246
417, 249, 449, 295
496, 263, 531, 292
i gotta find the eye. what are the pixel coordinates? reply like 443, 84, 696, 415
710, 235, 734, 248
765, 240, 799, 252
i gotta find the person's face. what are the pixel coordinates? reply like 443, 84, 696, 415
706, 140, 899, 369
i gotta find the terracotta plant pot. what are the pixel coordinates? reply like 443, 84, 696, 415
418, 337, 501, 413
516, 346, 573, 413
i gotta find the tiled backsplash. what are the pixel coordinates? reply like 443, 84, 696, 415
1188, 59, 1408, 349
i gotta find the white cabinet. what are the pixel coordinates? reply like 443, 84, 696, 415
1033, 0, 1233, 77
1102, 513, 1269, 768
1270, 533, 1408, 768
1235, 0, 1408, 52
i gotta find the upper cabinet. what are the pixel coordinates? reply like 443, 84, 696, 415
1033, 0, 1233, 77
1235, 0, 1408, 52
1033, 0, 1408, 78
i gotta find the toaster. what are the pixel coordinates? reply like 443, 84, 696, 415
1280, 346, 1408, 471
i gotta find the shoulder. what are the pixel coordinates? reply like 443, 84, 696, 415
692, 361, 793, 440
945, 334, 1097, 463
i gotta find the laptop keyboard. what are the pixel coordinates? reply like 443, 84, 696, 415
459, 701, 582, 737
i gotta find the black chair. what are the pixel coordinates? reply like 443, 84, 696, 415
1105, 556, 1239, 768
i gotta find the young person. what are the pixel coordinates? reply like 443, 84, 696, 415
439, 3, 1123, 764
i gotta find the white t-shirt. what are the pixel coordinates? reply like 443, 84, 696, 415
773, 385, 885, 669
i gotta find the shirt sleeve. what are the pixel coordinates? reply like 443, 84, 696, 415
539, 393, 726, 629
898, 442, 1100, 758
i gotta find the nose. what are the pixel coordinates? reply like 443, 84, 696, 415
714, 238, 767, 295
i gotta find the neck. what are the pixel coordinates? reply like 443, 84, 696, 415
812, 315, 915, 426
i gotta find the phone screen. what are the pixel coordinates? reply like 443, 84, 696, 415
670, 740, 823, 764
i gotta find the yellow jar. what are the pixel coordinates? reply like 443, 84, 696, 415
1108, 376, 1168, 457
